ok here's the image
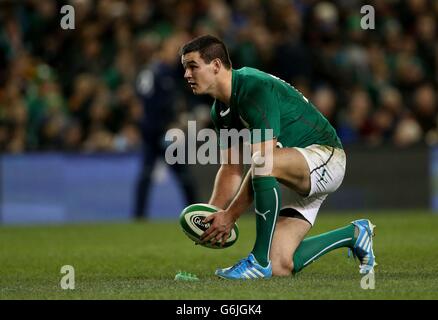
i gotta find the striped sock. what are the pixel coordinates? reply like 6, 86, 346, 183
293, 224, 356, 273
251, 176, 281, 268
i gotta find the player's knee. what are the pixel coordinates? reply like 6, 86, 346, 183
251, 151, 264, 168
251, 151, 274, 177
271, 256, 293, 276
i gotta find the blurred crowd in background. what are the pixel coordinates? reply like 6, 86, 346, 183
0, 0, 437, 154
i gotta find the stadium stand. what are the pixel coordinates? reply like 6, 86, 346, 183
0, 0, 436, 154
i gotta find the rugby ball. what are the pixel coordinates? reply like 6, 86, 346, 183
179, 203, 239, 249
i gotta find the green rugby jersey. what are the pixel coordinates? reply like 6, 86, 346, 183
211, 67, 343, 149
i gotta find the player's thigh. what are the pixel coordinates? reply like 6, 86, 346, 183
271, 147, 311, 196
270, 216, 311, 275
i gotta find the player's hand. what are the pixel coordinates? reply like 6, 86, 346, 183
200, 210, 237, 247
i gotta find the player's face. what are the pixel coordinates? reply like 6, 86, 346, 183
181, 51, 216, 95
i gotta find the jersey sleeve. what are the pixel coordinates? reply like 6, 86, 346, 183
237, 81, 281, 144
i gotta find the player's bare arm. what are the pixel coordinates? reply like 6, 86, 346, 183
202, 139, 276, 246
201, 169, 252, 246
224, 138, 279, 217
208, 146, 244, 209
201, 146, 244, 246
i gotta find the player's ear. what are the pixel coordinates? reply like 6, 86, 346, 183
212, 58, 221, 74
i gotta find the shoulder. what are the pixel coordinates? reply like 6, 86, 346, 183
236, 67, 269, 86
235, 69, 278, 113
235, 67, 272, 98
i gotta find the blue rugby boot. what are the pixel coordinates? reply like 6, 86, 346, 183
215, 253, 272, 280
350, 219, 377, 274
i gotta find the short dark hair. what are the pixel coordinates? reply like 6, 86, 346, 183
180, 35, 232, 69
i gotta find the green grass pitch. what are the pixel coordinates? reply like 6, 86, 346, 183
1, 210, 437, 299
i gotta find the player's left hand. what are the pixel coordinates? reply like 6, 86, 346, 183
200, 210, 237, 247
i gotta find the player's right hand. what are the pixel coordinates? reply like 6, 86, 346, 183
200, 210, 237, 247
